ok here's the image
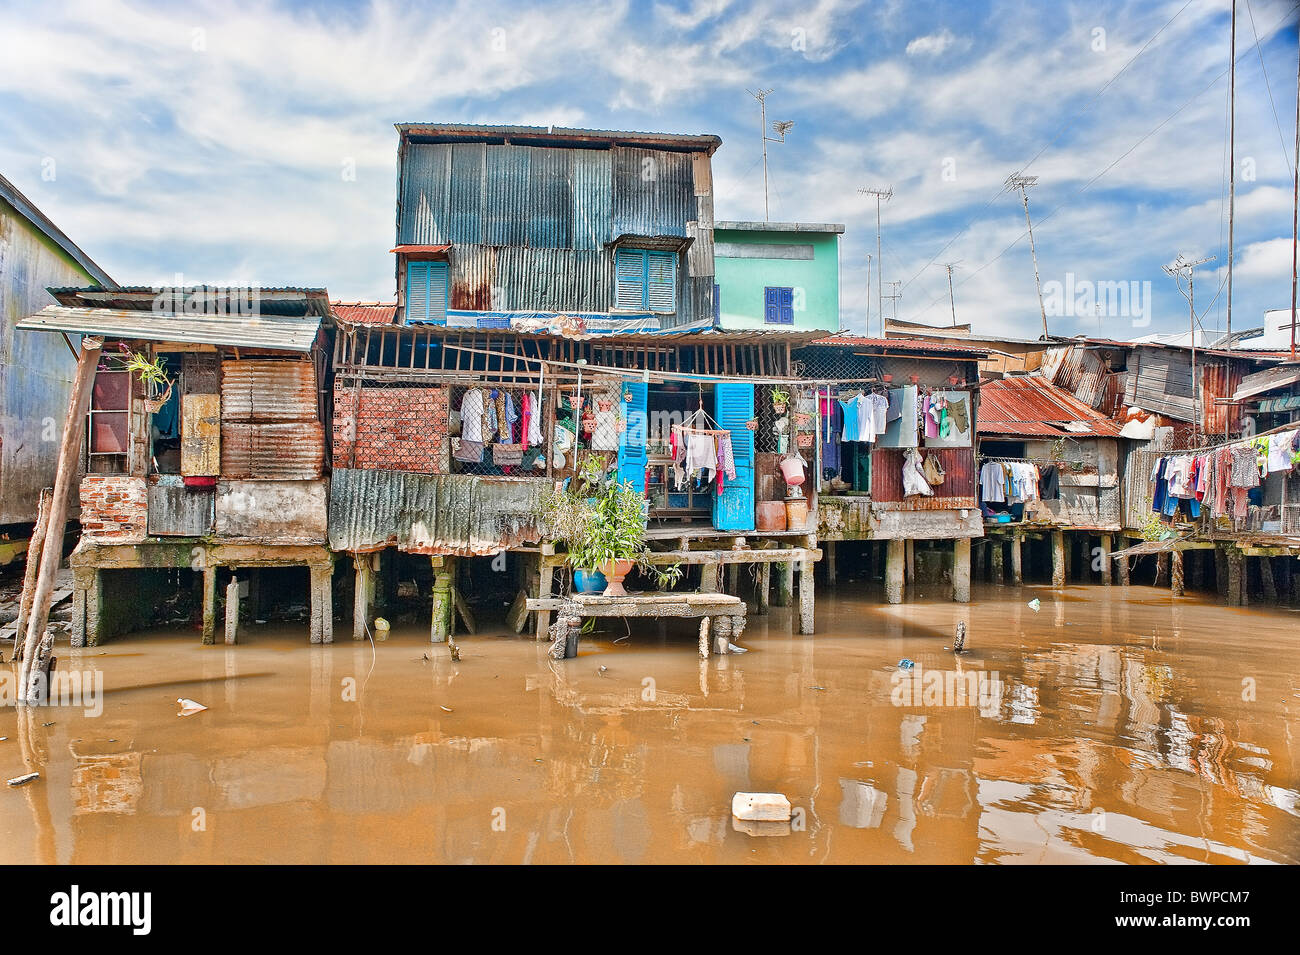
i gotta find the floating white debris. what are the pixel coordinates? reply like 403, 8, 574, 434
177, 698, 208, 716
7, 773, 39, 787
732, 791, 792, 822
1027, 598, 1041, 612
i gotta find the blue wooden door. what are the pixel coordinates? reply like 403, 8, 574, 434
617, 381, 648, 492
713, 382, 755, 531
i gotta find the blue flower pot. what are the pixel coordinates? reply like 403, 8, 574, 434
574, 569, 607, 594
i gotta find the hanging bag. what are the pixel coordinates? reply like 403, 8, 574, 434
923, 453, 946, 486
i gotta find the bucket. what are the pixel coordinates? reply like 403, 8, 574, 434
755, 500, 787, 532
573, 568, 607, 594
785, 497, 809, 530
779, 456, 806, 486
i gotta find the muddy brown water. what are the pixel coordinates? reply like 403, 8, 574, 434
1, 582, 1297, 864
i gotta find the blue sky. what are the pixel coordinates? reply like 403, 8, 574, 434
1, 0, 1297, 339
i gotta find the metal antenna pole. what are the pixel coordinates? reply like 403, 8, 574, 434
1291, 16, 1299, 360
858, 187, 891, 336
1227, 0, 1237, 350
1007, 174, 1047, 338
865, 253, 872, 336
747, 89, 793, 223
1164, 253, 1214, 443
941, 261, 961, 326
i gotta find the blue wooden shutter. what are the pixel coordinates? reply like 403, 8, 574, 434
646, 250, 676, 313
617, 381, 648, 493
713, 383, 755, 531
615, 249, 646, 310
779, 286, 794, 324
407, 261, 448, 324
713, 283, 720, 325
764, 286, 793, 324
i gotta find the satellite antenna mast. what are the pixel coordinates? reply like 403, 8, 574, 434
858, 186, 892, 336
865, 253, 872, 336
747, 88, 794, 221
1163, 254, 1215, 443
1006, 173, 1048, 339
1227, 0, 1237, 351
941, 261, 961, 327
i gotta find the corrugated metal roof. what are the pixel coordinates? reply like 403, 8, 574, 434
17, 304, 323, 352
0, 172, 115, 287
978, 375, 1124, 438
47, 286, 332, 315
331, 302, 398, 325
807, 335, 990, 357
1232, 363, 1300, 401
329, 468, 546, 556
389, 244, 452, 254
397, 123, 722, 155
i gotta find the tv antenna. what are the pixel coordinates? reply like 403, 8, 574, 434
858, 186, 892, 336
1006, 173, 1048, 339
747, 89, 794, 221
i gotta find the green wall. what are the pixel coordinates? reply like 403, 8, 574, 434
714, 228, 840, 332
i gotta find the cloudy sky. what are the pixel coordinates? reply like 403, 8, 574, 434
1, 0, 1297, 339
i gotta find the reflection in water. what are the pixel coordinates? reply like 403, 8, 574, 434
0, 582, 1297, 864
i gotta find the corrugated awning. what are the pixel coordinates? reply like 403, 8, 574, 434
1232, 365, 1300, 401
17, 305, 322, 352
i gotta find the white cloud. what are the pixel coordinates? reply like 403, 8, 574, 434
905, 29, 958, 57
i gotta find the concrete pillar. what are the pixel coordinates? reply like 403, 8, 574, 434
202, 564, 218, 645
1064, 534, 1074, 582
726, 562, 739, 594
972, 540, 984, 582
904, 539, 915, 584
1170, 549, 1184, 597
700, 562, 720, 594
825, 540, 837, 586
1117, 546, 1130, 586
952, 538, 971, 603
310, 564, 334, 644
534, 554, 556, 639
430, 557, 453, 643
713, 614, 732, 655
1099, 534, 1112, 585
352, 553, 375, 641
1051, 531, 1066, 588
774, 561, 793, 606
756, 560, 771, 615
1260, 556, 1278, 603
991, 539, 1005, 584
70, 567, 94, 649
224, 577, 241, 645
1010, 532, 1023, 585
1226, 548, 1244, 606
885, 539, 905, 605
798, 559, 815, 634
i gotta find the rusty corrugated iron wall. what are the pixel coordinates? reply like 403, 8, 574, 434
220, 359, 324, 479
329, 468, 545, 556
398, 141, 708, 328
1202, 360, 1245, 436
870, 447, 976, 506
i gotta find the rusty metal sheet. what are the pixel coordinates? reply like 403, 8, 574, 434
214, 479, 327, 543
221, 360, 317, 421
181, 393, 220, 476
329, 468, 545, 556
221, 422, 324, 479
1203, 360, 1245, 435
978, 375, 1124, 437
871, 447, 975, 504
147, 476, 214, 536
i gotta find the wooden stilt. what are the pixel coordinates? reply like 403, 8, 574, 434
991, 539, 1005, 584
756, 559, 771, 615
1260, 556, 1278, 603
430, 556, 452, 643
774, 561, 792, 606
1171, 549, 1184, 597
825, 540, 837, 585
1010, 531, 1023, 585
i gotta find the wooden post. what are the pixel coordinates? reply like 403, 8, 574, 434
756, 559, 771, 615
12, 489, 51, 660
1064, 533, 1074, 582
952, 537, 971, 603
1155, 552, 1169, 588
726, 562, 739, 595
1215, 544, 1229, 600
1010, 531, 1023, 585
825, 540, 837, 586
18, 337, 101, 703
201, 564, 218, 645
1051, 531, 1065, 588
224, 577, 241, 645
885, 539, 904, 605
991, 538, 1005, 584
798, 558, 815, 634
904, 539, 915, 584
1260, 556, 1277, 603
534, 551, 556, 640
1170, 549, 1184, 597
774, 561, 792, 606
1117, 547, 1130, 586
352, 553, 375, 641
1098, 534, 1112, 585
972, 539, 984, 582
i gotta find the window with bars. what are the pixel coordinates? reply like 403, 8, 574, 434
88, 370, 130, 473
614, 248, 676, 313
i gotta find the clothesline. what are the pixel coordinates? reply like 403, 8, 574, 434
1160, 420, 1300, 457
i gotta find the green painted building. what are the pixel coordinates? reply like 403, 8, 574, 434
713, 221, 843, 333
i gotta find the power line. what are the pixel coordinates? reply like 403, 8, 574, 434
898, 0, 1198, 294
1245, 0, 1295, 180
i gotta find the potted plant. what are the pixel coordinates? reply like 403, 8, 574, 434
770, 387, 790, 414
539, 456, 681, 596
104, 345, 173, 413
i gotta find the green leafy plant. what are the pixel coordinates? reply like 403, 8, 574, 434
105, 345, 173, 404
770, 387, 790, 407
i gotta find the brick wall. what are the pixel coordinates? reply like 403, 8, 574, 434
79, 476, 148, 542
333, 386, 448, 473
